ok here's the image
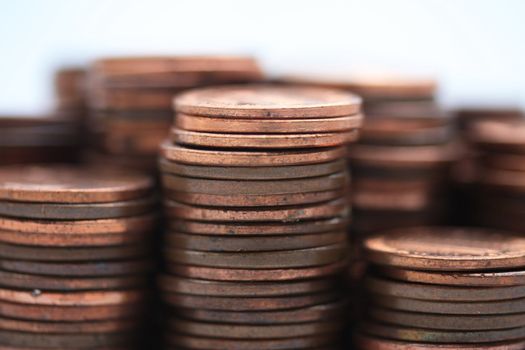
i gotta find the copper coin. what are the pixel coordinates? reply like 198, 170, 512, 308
176, 113, 362, 134
0, 316, 138, 333
163, 291, 338, 311
378, 266, 525, 286
353, 191, 435, 211
369, 307, 525, 331
168, 318, 342, 339
167, 259, 347, 281
366, 275, 525, 301
89, 87, 181, 110
470, 120, 525, 153
478, 168, 525, 193
0, 330, 132, 348
354, 332, 525, 350
0, 289, 145, 306
164, 231, 346, 252
0, 230, 150, 247
371, 294, 525, 315
0, 243, 149, 262
362, 321, 525, 343
0, 270, 147, 291
159, 275, 334, 296
0, 259, 152, 277
0, 214, 156, 234
0, 165, 152, 203
364, 227, 525, 271
176, 301, 345, 324
169, 217, 348, 236
174, 85, 361, 118
159, 158, 346, 180
164, 244, 346, 268
481, 153, 525, 172
161, 142, 346, 167
172, 128, 358, 149
166, 333, 336, 350
165, 199, 347, 222
162, 173, 347, 195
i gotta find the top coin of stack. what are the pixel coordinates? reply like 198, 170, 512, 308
356, 226, 525, 350
86, 56, 264, 171
159, 85, 362, 350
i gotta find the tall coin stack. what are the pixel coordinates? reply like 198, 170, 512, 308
159, 85, 363, 349
0, 165, 156, 349
356, 227, 525, 349
86, 56, 264, 172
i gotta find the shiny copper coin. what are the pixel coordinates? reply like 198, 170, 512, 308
354, 332, 525, 350
0, 289, 145, 306
172, 128, 358, 149
0, 316, 138, 333
161, 142, 346, 167
164, 231, 346, 252
167, 259, 347, 281
163, 291, 338, 311
0, 165, 152, 203
168, 318, 342, 339
0, 330, 133, 348
0, 230, 149, 247
159, 158, 346, 180
0, 259, 152, 277
362, 321, 525, 343
364, 227, 525, 271
176, 300, 344, 324
174, 85, 361, 118
378, 266, 525, 286
169, 217, 348, 235
176, 113, 362, 134
369, 307, 525, 331
165, 199, 347, 222
164, 244, 346, 268
159, 275, 334, 296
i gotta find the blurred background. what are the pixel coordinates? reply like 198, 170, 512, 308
1, 0, 524, 113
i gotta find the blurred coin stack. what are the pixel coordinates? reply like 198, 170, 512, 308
86, 56, 264, 172
158, 85, 362, 349
54, 67, 88, 123
356, 227, 525, 349
0, 165, 156, 349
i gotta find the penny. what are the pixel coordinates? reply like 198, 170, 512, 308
168, 318, 342, 339
167, 259, 347, 281
0, 165, 153, 203
159, 158, 346, 180
174, 85, 362, 118
165, 199, 347, 222
0, 270, 147, 291
159, 275, 334, 297
169, 217, 348, 235
350, 145, 457, 168
89, 87, 183, 110
354, 332, 525, 350
478, 168, 525, 193
369, 307, 525, 331
176, 113, 362, 133
171, 128, 358, 149
176, 301, 345, 324
0, 316, 139, 333
362, 321, 525, 343
365, 275, 525, 301
162, 291, 338, 311
161, 142, 346, 167
0, 289, 145, 306
481, 153, 525, 172
378, 266, 525, 286
0, 330, 133, 348
470, 120, 525, 153
164, 244, 347, 268
162, 173, 347, 195
0, 259, 153, 277
0, 243, 150, 262
364, 227, 525, 271
0, 196, 155, 220
164, 231, 346, 252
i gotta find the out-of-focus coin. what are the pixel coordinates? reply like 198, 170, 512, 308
0, 330, 134, 348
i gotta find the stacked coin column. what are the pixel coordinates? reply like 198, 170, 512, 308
355, 227, 525, 349
0, 165, 156, 349
158, 85, 362, 349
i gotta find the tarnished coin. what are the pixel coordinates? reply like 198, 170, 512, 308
0, 330, 133, 348
0, 316, 139, 333
0, 165, 153, 203
0, 289, 145, 306
364, 227, 525, 271
174, 85, 362, 118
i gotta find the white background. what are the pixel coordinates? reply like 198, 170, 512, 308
0, 0, 524, 113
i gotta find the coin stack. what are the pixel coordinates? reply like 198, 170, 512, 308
355, 227, 525, 349
86, 56, 264, 172
0, 165, 156, 349
158, 85, 362, 349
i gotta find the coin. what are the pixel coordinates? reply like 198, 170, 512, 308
470, 120, 525, 153
0, 289, 145, 306
0, 230, 149, 247
0, 316, 138, 333
0, 330, 133, 348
